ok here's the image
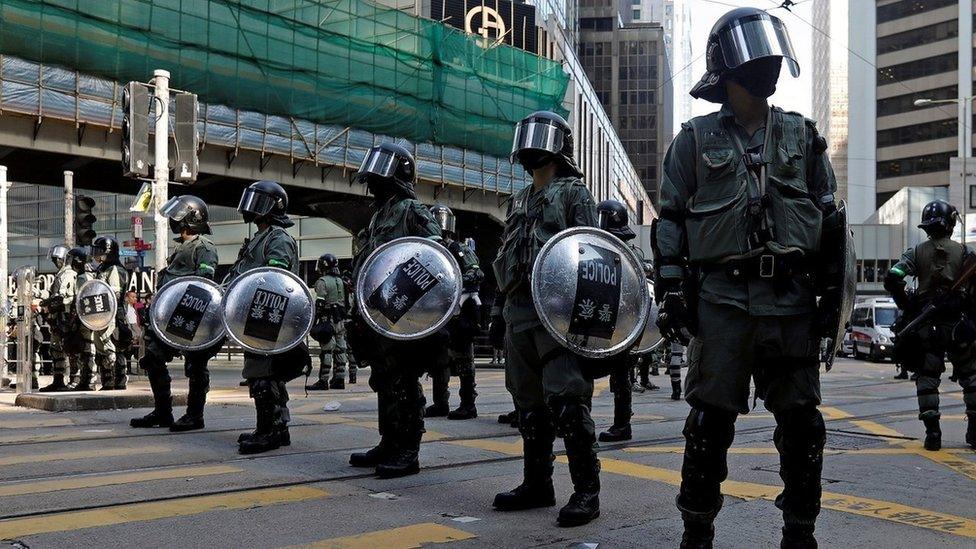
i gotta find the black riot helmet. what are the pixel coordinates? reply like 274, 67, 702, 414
918, 199, 958, 238
356, 143, 417, 202
690, 8, 799, 103
238, 180, 293, 228
90, 236, 120, 266
597, 199, 636, 241
430, 204, 456, 238
49, 244, 69, 270
67, 247, 88, 274
317, 253, 340, 275
160, 195, 212, 236
511, 111, 583, 178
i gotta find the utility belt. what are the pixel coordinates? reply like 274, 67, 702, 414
700, 252, 812, 283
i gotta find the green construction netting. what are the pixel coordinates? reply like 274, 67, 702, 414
0, 0, 569, 158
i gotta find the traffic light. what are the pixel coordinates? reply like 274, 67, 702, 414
74, 195, 96, 246
122, 81, 150, 178
173, 92, 199, 183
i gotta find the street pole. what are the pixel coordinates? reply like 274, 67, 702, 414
959, 0, 972, 245
63, 170, 73, 247
0, 167, 8, 385
152, 69, 170, 272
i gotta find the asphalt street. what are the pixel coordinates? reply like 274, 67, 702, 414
0, 357, 972, 548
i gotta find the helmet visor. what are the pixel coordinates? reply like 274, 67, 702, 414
511, 120, 565, 160
358, 149, 398, 180
159, 196, 192, 221
433, 209, 456, 234
49, 245, 68, 262
237, 189, 277, 216
717, 15, 800, 77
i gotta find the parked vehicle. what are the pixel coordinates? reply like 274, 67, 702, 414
850, 298, 898, 362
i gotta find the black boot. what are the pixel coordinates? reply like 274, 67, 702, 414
676, 407, 736, 549
305, 379, 329, 391
171, 371, 208, 432
131, 365, 173, 428
375, 442, 420, 478
348, 368, 357, 384
498, 410, 518, 425
494, 409, 556, 511
923, 417, 942, 451
447, 374, 477, 420
598, 424, 631, 442
677, 504, 718, 549
329, 376, 345, 390
130, 410, 174, 428
376, 387, 423, 479
774, 408, 825, 549
966, 417, 976, 450
894, 367, 908, 380
425, 403, 449, 417
671, 380, 682, 401
600, 391, 632, 442
239, 380, 285, 455
39, 375, 68, 392
557, 415, 601, 527
350, 443, 390, 467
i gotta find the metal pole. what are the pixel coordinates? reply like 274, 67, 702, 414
0, 167, 8, 386
15, 266, 34, 394
152, 69, 170, 272
64, 170, 74, 247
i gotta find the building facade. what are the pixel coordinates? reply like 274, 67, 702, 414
578, 0, 672, 203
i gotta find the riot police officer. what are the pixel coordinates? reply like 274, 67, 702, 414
307, 253, 351, 390
130, 195, 221, 432
226, 180, 309, 454
885, 200, 976, 451
491, 111, 601, 527
655, 9, 838, 547
425, 205, 484, 420
89, 236, 130, 390
39, 245, 75, 392
347, 143, 445, 478
63, 248, 96, 390
595, 200, 641, 443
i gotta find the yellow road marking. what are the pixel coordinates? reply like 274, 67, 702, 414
624, 446, 973, 456
923, 451, 976, 482
0, 485, 329, 539
596, 457, 976, 539
0, 465, 240, 497
592, 379, 611, 397
820, 406, 853, 421
288, 522, 475, 548
0, 445, 170, 467
423, 430, 448, 442
0, 417, 75, 429
448, 438, 523, 455
850, 420, 905, 439
592, 413, 664, 422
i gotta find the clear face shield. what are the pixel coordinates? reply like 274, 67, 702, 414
510, 120, 565, 162
432, 208, 456, 235
357, 149, 398, 182
717, 15, 799, 76
49, 246, 68, 268
237, 189, 277, 218
159, 196, 193, 221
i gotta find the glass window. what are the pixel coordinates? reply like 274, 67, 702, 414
877, 53, 956, 85
877, 0, 956, 24
876, 118, 957, 147
877, 19, 957, 55
877, 152, 953, 179
877, 85, 957, 117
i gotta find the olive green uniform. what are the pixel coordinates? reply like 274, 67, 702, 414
352, 197, 441, 464
47, 265, 79, 379
140, 235, 221, 421
493, 176, 600, 497
225, 226, 308, 436
890, 239, 976, 422
313, 274, 349, 383
655, 105, 836, 532
92, 264, 129, 389
429, 239, 482, 411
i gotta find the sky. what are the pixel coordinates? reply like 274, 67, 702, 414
684, 0, 815, 118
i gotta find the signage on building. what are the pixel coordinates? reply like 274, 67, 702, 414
432, 0, 537, 53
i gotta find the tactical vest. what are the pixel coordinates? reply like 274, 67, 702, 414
915, 237, 965, 298
684, 108, 823, 264
493, 177, 583, 294
353, 198, 422, 277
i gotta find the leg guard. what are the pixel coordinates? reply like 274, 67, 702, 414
97, 353, 115, 389
493, 407, 556, 511
915, 374, 941, 421
677, 406, 736, 518
184, 359, 211, 418
551, 397, 600, 527
773, 406, 826, 543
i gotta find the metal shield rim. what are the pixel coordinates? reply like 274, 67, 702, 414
531, 226, 651, 359
75, 279, 118, 331
149, 276, 226, 352
355, 236, 462, 341
830, 200, 857, 357
220, 267, 314, 355
632, 281, 664, 354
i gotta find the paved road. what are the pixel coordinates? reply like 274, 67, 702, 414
0, 357, 972, 548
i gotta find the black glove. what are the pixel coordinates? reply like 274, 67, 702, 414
883, 270, 909, 309
657, 289, 693, 346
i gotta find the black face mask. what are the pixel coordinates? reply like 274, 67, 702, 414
517, 151, 554, 173
169, 218, 183, 235
729, 57, 782, 99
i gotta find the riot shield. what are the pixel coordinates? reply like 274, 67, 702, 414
149, 276, 226, 351
221, 267, 313, 355
75, 279, 118, 331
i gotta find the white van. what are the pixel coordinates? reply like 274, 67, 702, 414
850, 298, 899, 362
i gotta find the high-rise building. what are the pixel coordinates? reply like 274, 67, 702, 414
578, 0, 672, 203
811, 0, 852, 217
633, 0, 691, 139
866, 0, 973, 212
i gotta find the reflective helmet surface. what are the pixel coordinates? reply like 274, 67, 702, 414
318, 253, 340, 275
49, 245, 69, 269
91, 236, 120, 265
67, 247, 88, 273
597, 200, 635, 241
918, 199, 958, 236
510, 111, 583, 178
690, 8, 799, 103
239, 180, 292, 227
429, 205, 456, 236
357, 142, 416, 197
160, 195, 212, 235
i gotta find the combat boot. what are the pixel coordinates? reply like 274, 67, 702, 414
923, 417, 942, 451
494, 411, 556, 511
172, 373, 208, 432
329, 377, 345, 390
238, 406, 283, 455
349, 442, 390, 467
425, 403, 449, 417
599, 394, 632, 442
130, 410, 174, 428
448, 374, 477, 420
677, 504, 718, 549
305, 379, 329, 391
170, 414, 204, 431
598, 424, 631, 442
671, 380, 683, 401
558, 434, 601, 527
447, 404, 477, 420
375, 446, 420, 478
39, 375, 68, 392
781, 523, 818, 549
967, 417, 976, 450
497, 410, 518, 425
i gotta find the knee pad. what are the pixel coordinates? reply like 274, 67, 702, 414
774, 406, 826, 448
549, 397, 591, 441
683, 406, 736, 452
249, 378, 276, 402
518, 407, 554, 442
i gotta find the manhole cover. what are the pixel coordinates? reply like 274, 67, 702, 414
825, 432, 891, 450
